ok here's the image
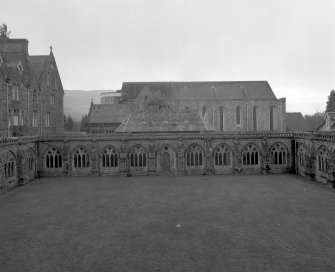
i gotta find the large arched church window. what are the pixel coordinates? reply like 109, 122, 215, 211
270, 143, 287, 165
242, 144, 259, 166
73, 147, 90, 168
130, 146, 146, 167
214, 144, 231, 166
45, 147, 63, 169
102, 146, 118, 168
185, 144, 203, 167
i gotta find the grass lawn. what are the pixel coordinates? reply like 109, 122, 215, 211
0, 175, 335, 272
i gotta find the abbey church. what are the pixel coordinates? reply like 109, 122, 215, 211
86, 81, 286, 133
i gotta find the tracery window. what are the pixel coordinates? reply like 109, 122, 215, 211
317, 146, 328, 174
130, 146, 146, 167
4, 152, 16, 179
45, 147, 63, 168
270, 143, 287, 165
236, 106, 241, 125
73, 147, 90, 168
186, 144, 203, 167
214, 144, 231, 166
297, 145, 306, 167
242, 144, 259, 165
102, 146, 118, 168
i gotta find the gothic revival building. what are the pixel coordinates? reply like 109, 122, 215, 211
85, 81, 286, 133
0, 39, 64, 137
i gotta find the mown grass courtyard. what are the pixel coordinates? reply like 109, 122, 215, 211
0, 175, 335, 272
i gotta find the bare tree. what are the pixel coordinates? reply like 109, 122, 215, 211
0, 23, 11, 39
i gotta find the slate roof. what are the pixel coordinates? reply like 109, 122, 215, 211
115, 109, 216, 132
286, 112, 308, 132
88, 104, 131, 124
28, 55, 49, 77
121, 81, 277, 101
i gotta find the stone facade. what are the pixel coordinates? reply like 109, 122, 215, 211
0, 39, 64, 137
1, 132, 334, 195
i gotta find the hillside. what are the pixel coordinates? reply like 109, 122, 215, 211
64, 90, 112, 121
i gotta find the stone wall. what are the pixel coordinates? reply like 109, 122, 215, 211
1, 132, 334, 195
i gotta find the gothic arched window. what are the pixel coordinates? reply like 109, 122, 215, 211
270, 143, 287, 165
242, 144, 259, 166
317, 146, 329, 174
219, 106, 224, 131
73, 147, 89, 168
185, 144, 203, 167
130, 146, 146, 167
4, 152, 16, 179
102, 146, 118, 168
270, 106, 274, 131
45, 147, 62, 169
214, 144, 231, 166
236, 106, 241, 125
253, 107, 257, 131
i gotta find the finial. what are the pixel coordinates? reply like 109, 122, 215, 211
50, 46, 53, 53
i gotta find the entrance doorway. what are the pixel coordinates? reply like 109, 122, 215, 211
163, 152, 171, 174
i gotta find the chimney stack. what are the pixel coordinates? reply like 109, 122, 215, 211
0, 39, 29, 56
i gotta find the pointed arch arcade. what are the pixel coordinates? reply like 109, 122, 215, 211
270, 143, 288, 165
73, 146, 90, 168
45, 147, 63, 169
242, 143, 260, 166
4, 151, 17, 179
102, 146, 118, 168
213, 143, 232, 167
129, 145, 147, 168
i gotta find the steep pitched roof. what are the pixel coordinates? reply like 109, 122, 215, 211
286, 112, 308, 132
88, 103, 130, 124
121, 81, 277, 101
28, 55, 49, 78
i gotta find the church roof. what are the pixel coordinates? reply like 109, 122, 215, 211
121, 81, 277, 101
88, 103, 131, 124
115, 109, 215, 132
286, 112, 309, 132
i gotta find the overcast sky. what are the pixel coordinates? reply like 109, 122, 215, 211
2, 0, 335, 114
